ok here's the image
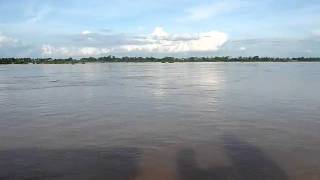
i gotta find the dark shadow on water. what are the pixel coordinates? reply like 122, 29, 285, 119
223, 135, 288, 180
0, 137, 289, 180
177, 135, 288, 180
0, 147, 141, 180
177, 149, 234, 180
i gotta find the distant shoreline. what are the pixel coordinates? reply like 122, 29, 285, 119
1, 56, 320, 64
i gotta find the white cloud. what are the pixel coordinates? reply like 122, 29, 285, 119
0, 33, 38, 57
80, 47, 110, 55
81, 30, 92, 35
0, 33, 18, 47
239, 46, 246, 51
151, 27, 169, 39
122, 27, 228, 53
41, 27, 228, 57
220, 38, 320, 57
41, 45, 110, 57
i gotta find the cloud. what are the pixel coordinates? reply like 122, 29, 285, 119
81, 30, 92, 35
0, 33, 18, 47
62, 30, 144, 48
151, 27, 169, 38
41, 45, 110, 57
41, 27, 228, 57
0, 32, 38, 57
219, 38, 320, 57
181, 0, 243, 21
3, 28, 320, 58
122, 27, 228, 53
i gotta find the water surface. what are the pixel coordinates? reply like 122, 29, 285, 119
0, 63, 319, 180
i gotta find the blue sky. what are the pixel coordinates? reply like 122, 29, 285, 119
0, 0, 319, 58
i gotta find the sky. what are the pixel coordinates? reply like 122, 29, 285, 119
0, 0, 319, 58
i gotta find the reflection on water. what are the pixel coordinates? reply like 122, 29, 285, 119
0, 63, 320, 180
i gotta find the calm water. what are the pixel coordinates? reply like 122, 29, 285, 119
0, 63, 320, 180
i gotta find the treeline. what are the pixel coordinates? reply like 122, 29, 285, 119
1, 56, 320, 64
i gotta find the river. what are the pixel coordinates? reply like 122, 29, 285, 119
0, 63, 319, 180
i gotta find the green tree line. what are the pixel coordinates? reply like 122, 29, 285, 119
1, 56, 320, 64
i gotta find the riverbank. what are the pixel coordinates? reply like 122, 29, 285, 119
1, 56, 320, 64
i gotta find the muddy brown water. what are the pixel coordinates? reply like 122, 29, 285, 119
0, 63, 319, 180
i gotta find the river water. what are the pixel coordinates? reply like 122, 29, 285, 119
0, 63, 319, 180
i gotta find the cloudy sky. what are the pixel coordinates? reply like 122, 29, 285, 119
0, 0, 319, 58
